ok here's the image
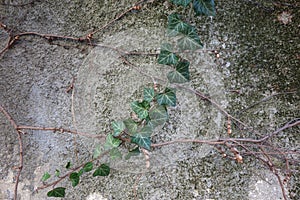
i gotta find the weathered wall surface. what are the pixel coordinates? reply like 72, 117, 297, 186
0, 0, 299, 199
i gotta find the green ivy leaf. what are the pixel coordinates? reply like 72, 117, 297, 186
69, 172, 79, 187
83, 162, 93, 172
156, 88, 176, 107
110, 147, 122, 160
158, 43, 179, 65
149, 106, 169, 128
177, 26, 202, 50
170, 0, 192, 7
41, 172, 51, 182
131, 134, 151, 150
78, 168, 84, 176
55, 169, 60, 177
193, 0, 216, 16
93, 164, 110, 177
47, 187, 66, 198
125, 147, 141, 160
123, 118, 138, 135
104, 134, 121, 150
167, 13, 191, 36
111, 121, 125, 137
93, 144, 102, 159
144, 87, 155, 102
167, 60, 190, 83
131, 100, 150, 120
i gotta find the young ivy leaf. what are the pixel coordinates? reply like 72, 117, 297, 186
157, 43, 179, 65
149, 105, 169, 128
93, 164, 110, 177
69, 172, 80, 187
83, 162, 93, 172
177, 26, 202, 50
170, 0, 192, 7
41, 172, 51, 182
193, 0, 216, 16
110, 147, 122, 160
93, 144, 102, 159
104, 134, 121, 150
156, 88, 176, 107
111, 121, 125, 137
55, 169, 60, 177
47, 187, 66, 197
130, 100, 150, 120
167, 60, 190, 83
167, 13, 191, 36
144, 87, 155, 102
123, 118, 138, 135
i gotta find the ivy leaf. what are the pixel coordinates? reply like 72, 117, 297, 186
177, 26, 202, 50
93, 144, 102, 159
156, 88, 176, 107
149, 106, 169, 128
167, 13, 191, 36
158, 43, 179, 65
55, 169, 60, 177
193, 0, 216, 16
69, 172, 79, 187
47, 187, 66, 197
167, 60, 190, 83
104, 134, 121, 150
78, 168, 84, 176
93, 164, 110, 177
131, 100, 150, 120
144, 87, 155, 102
111, 121, 125, 137
125, 147, 141, 160
131, 134, 151, 150
41, 172, 51, 182
170, 0, 192, 7
123, 118, 138, 135
110, 147, 122, 160
83, 162, 93, 172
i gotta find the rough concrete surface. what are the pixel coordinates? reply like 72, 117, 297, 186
0, 0, 299, 200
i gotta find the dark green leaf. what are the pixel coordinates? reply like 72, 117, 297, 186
123, 119, 138, 135
65, 161, 71, 169
144, 87, 155, 102
158, 43, 179, 65
111, 121, 125, 137
41, 172, 51, 182
193, 0, 216, 16
83, 162, 93, 172
149, 106, 169, 128
167, 13, 192, 36
47, 187, 66, 198
177, 26, 202, 50
156, 88, 176, 106
93, 164, 110, 177
131, 134, 151, 150
104, 134, 121, 150
110, 147, 122, 160
167, 60, 190, 83
93, 144, 102, 159
131, 100, 150, 120
170, 0, 192, 7
69, 172, 79, 187
125, 147, 141, 160
78, 168, 84, 176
